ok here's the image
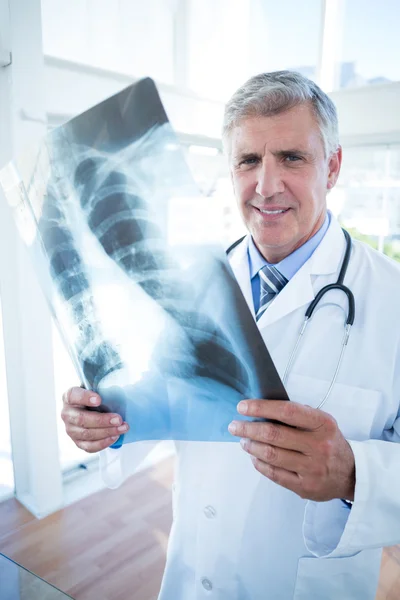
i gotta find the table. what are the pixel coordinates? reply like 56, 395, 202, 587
0, 554, 74, 599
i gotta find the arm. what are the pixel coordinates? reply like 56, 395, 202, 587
302, 338, 400, 558
303, 420, 400, 558
229, 399, 400, 557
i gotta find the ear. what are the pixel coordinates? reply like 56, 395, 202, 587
326, 146, 342, 190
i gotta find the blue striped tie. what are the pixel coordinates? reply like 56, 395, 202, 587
256, 265, 288, 321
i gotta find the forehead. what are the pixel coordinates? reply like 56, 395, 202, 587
229, 103, 324, 157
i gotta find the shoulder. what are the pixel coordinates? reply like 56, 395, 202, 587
351, 238, 400, 305
352, 238, 400, 278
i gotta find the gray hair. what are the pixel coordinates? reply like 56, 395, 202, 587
222, 71, 339, 157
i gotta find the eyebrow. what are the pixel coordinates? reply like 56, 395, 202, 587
273, 148, 313, 159
234, 148, 313, 162
233, 151, 259, 162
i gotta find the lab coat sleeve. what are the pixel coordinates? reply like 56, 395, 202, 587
303, 425, 400, 558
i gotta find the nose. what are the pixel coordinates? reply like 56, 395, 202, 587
255, 159, 285, 198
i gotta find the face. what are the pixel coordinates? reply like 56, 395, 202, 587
228, 103, 342, 263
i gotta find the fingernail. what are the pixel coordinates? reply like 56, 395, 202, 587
228, 422, 237, 434
118, 424, 128, 432
110, 417, 121, 425
237, 401, 248, 415
240, 438, 248, 450
111, 436, 119, 441
90, 396, 99, 405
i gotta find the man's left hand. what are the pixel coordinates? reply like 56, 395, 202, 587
228, 400, 355, 502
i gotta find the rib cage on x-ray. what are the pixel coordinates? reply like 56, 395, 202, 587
39, 126, 249, 397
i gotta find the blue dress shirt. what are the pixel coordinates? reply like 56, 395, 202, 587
248, 212, 331, 313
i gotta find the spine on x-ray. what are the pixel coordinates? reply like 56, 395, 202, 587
38, 181, 124, 390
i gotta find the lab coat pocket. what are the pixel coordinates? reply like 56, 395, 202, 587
287, 373, 381, 440
293, 549, 381, 600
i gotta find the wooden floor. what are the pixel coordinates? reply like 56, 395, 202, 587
0, 457, 399, 600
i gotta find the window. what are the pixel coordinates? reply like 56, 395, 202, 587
334, 0, 400, 89
186, 0, 323, 100
41, 0, 176, 84
331, 145, 400, 260
249, 0, 323, 82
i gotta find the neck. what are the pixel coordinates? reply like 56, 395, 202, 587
255, 212, 327, 264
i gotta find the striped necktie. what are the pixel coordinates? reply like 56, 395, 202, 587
256, 265, 288, 321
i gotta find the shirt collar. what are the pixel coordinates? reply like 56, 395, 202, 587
248, 211, 331, 281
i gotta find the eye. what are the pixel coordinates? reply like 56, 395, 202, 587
239, 156, 259, 167
284, 154, 302, 163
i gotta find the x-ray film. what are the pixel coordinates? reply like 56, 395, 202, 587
0, 78, 288, 447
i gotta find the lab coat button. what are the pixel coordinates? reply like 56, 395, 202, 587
201, 577, 213, 591
204, 505, 216, 519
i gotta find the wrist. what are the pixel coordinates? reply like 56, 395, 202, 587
343, 470, 355, 502
342, 441, 356, 501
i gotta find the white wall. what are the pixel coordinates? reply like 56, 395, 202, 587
0, 0, 63, 517
331, 82, 400, 146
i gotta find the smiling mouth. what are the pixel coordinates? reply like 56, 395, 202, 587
259, 208, 287, 214
254, 207, 290, 215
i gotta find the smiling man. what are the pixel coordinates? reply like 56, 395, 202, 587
228, 102, 341, 263
62, 71, 400, 599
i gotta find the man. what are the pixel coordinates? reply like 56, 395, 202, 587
62, 71, 400, 599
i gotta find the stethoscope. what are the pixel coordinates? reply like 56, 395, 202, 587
226, 228, 355, 409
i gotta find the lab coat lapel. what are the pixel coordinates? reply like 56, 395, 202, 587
258, 260, 314, 328
231, 216, 347, 329
228, 235, 255, 317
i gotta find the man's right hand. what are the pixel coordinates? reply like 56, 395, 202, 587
61, 387, 129, 453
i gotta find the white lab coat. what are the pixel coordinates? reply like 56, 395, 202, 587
101, 215, 400, 599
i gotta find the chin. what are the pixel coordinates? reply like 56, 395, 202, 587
255, 233, 291, 249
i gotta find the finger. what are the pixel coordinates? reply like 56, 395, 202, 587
241, 439, 307, 474
62, 405, 127, 430
251, 457, 301, 494
75, 435, 121, 454
63, 386, 102, 408
237, 400, 333, 432
66, 423, 129, 442
228, 420, 311, 453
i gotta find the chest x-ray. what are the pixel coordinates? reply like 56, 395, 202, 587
0, 78, 288, 446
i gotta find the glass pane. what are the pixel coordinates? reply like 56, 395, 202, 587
187, 0, 323, 100
339, 146, 388, 186
250, 0, 323, 80
0, 296, 14, 500
0, 554, 73, 599
332, 145, 400, 262
40, 0, 175, 84
335, 0, 400, 89
187, 0, 254, 100
389, 146, 400, 180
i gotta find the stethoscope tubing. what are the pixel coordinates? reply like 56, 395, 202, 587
227, 228, 355, 409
